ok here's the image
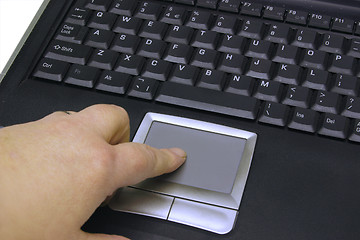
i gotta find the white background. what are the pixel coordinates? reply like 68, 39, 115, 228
0, 0, 43, 72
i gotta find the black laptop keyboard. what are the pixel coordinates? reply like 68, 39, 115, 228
33, 0, 360, 142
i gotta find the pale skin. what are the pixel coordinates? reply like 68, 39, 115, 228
0, 104, 187, 240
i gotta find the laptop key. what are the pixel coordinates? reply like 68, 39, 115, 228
246, 58, 274, 80
56, 23, 88, 44
263, 5, 285, 21
238, 19, 265, 39
218, 0, 241, 13
308, 13, 331, 30
190, 48, 218, 69
217, 34, 246, 55
186, 10, 212, 29
288, 107, 319, 133
96, 70, 131, 94
88, 11, 117, 30
192, 30, 219, 49
156, 81, 260, 119
272, 44, 300, 65
137, 38, 167, 59
109, 0, 137, 16
33, 58, 70, 82
245, 39, 273, 59
254, 80, 283, 102
115, 53, 145, 75
303, 68, 330, 91
196, 69, 226, 90
300, 49, 327, 70
331, 74, 359, 96
343, 96, 360, 119
318, 113, 349, 139
161, 5, 187, 25
328, 54, 356, 75
85, 0, 112, 11
217, 53, 247, 74
318, 33, 345, 54
65, 64, 100, 88
65, 6, 91, 26
169, 64, 199, 85
113, 15, 142, 35
128, 76, 159, 100
111, 33, 140, 54
349, 119, 360, 142
165, 25, 194, 44
88, 49, 119, 70
282, 85, 312, 108
85, 28, 114, 49
139, 20, 168, 40
142, 59, 172, 81
164, 43, 193, 64
292, 28, 318, 49
286, 9, 308, 25
240, 2, 263, 17
211, 14, 238, 34
135, 1, 162, 21
259, 101, 289, 127
264, 23, 291, 44
45, 40, 92, 65
312, 91, 341, 114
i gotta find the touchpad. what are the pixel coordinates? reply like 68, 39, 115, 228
145, 121, 246, 194
109, 113, 257, 234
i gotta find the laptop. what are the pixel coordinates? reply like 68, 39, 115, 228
1, 0, 360, 238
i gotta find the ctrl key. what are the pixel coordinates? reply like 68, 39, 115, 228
33, 58, 69, 82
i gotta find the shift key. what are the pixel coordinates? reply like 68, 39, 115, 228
45, 40, 92, 65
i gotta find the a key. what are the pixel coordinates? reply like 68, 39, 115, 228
332, 17, 354, 33
328, 54, 356, 75
33, 58, 70, 82
135, 1, 162, 20
273, 63, 302, 85
137, 38, 167, 59
318, 113, 349, 139
348, 38, 360, 58
211, 15, 238, 34
128, 76, 159, 100
85, 28, 114, 49
264, 23, 291, 44
240, 2, 263, 17
139, 20, 168, 40
331, 74, 359, 96
254, 80, 283, 102
318, 33, 345, 54
292, 28, 318, 49
165, 25, 194, 44
113, 15, 142, 35
111, 33, 140, 54
96, 70, 131, 94
303, 68, 330, 91
156, 81, 260, 119
342, 96, 360, 119
190, 48, 219, 69
85, 0, 112, 11
161, 5, 187, 25
197, 0, 218, 9
114, 53, 145, 75
197, 69, 226, 91
238, 19, 265, 39
186, 9, 212, 29
246, 58, 274, 80
282, 85, 312, 108
288, 107, 319, 133
285, 9, 308, 25
259, 101, 289, 127
217, 53, 247, 74
175, 0, 195, 5
308, 13, 331, 29
312, 90, 341, 114
55, 23, 88, 44
109, 0, 137, 16
164, 43, 193, 64
191, 30, 219, 49
349, 119, 360, 142
245, 39, 273, 59
263, 5, 285, 21
169, 64, 199, 85
272, 44, 300, 65
88, 11, 117, 30
224, 74, 255, 96
65, 64, 100, 88
299, 49, 327, 70
88, 48, 119, 70
218, 0, 241, 13
45, 40, 92, 65
217, 34, 246, 55
65, 6, 91, 26
141, 58, 172, 81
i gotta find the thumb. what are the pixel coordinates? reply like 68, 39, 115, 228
81, 232, 130, 240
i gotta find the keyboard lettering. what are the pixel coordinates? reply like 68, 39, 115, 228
226, 35, 232, 40
281, 64, 287, 70
178, 65, 185, 71
205, 70, 212, 76
97, 12, 104, 17
94, 30, 100, 35
260, 80, 269, 88
122, 16, 132, 22
97, 49, 104, 56
124, 55, 131, 61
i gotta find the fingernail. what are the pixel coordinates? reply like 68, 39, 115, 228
168, 148, 187, 161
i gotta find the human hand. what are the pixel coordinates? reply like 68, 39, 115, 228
0, 104, 186, 240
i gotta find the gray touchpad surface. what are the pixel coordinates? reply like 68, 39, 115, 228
145, 121, 246, 194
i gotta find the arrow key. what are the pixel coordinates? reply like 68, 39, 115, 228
128, 76, 159, 100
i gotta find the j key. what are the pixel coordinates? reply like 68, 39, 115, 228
65, 6, 91, 26
303, 68, 330, 91
263, 5, 285, 21
111, 33, 140, 54
165, 25, 194, 44
264, 24, 291, 44
186, 9, 212, 29
288, 107, 319, 133
128, 76, 159, 100
191, 48, 218, 69
309, 13, 331, 30
272, 44, 300, 65
114, 53, 145, 75
139, 20, 168, 40
88, 49, 119, 70
33, 58, 70, 82
197, 69, 226, 90
286, 9, 308, 25
217, 53, 247, 74
318, 33, 345, 54
169, 64, 199, 85
224, 74, 255, 96
318, 113, 349, 139
349, 119, 360, 142
300, 49, 327, 70
142, 58, 172, 81
109, 0, 137, 16
137, 38, 167, 59
161, 5, 186, 25
218, 0, 241, 13
217, 34, 246, 55
88, 11, 117, 30
274, 64, 302, 85
332, 74, 359, 96
254, 80, 283, 102
164, 43, 193, 64
85, 29, 114, 49
135, 1, 162, 21
211, 15, 238, 34
45, 40, 92, 65
191, 30, 219, 49
343, 96, 360, 119
312, 91, 341, 114
245, 39, 273, 59
328, 54, 356, 75
292, 29, 318, 49
197, 0, 217, 9
96, 70, 131, 94
246, 58, 274, 80
332, 17, 355, 33
55, 23, 88, 44
113, 15, 142, 35
282, 85, 312, 108
156, 81, 260, 119
347, 38, 360, 58
240, 2, 263, 17
65, 64, 100, 88
238, 19, 265, 39
259, 101, 289, 127
85, 0, 112, 11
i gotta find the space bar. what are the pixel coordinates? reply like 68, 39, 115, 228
156, 82, 260, 120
